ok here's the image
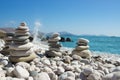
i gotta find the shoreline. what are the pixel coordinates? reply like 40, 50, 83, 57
0, 40, 120, 80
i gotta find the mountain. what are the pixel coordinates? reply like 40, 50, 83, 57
46, 31, 76, 37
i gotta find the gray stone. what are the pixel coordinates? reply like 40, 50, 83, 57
82, 67, 93, 76
57, 67, 65, 75
6, 67, 14, 76
102, 73, 114, 80
10, 49, 32, 57
87, 70, 101, 80
58, 71, 75, 80
75, 46, 89, 51
45, 50, 62, 57
9, 42, 33, 50
103, 64, 115, 68
48, 72, 58, 80
72, 54, 81, 60
30, 71, 38, 77
15, 32, 30, 36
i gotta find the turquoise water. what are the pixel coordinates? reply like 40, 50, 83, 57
60, 35, 120, 54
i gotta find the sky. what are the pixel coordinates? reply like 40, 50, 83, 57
0, 0, 120, 36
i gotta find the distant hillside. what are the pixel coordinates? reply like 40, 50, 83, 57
46, 31, 76, 37
0, 27, 15, 33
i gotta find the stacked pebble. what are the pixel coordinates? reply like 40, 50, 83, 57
45, 33, 62, 57
72, 38, 92, 59
9, 22, 37, 62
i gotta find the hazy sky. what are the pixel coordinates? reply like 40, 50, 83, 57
0, 0, 120, 36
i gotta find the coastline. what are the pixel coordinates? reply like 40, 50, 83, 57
0, 39, 120, 80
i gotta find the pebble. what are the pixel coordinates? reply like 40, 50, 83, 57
13, 66, 29, 78
82, 67, 93, 76
34, 72, 50, 80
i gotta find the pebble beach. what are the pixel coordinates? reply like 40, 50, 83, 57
0, 23, 120, 80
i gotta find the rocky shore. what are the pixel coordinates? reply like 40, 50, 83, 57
0, 23, 120, 80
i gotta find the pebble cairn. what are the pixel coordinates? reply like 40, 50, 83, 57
9, 22, 37, 62
45, 33, 62, 57
72, 38, 91, 59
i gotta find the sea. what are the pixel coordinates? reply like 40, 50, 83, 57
60, 35, 120, 55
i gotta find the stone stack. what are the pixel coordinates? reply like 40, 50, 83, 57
72, 38, 92, 59
9, 22, 37, 62
45, 33, 62, 57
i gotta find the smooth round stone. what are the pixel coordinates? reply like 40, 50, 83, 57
51, 32, 60, 38
20, 22, 27, 26
13, 65, 29, 78
9, 53, 37, 62
49, 44, 62, 48
15, 32, 30, 36
48, 40, 58, 44
82, 67, 93, 76
75, 46, 89, 51
72, 49, 91, 59
0, 59, 8, 66
48, 36, 61, 42
9, 42, 33, 50
77, 38, 89, 43
10, 48, 34, 57
45, 51, 62, 57
59, 71, 75, 80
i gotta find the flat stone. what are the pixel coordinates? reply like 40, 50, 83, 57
15, 32, 30, 36
13, 66, 29, 78
15, 29, 29, 33
14, 39, 30, 44
45, 50, 62, 57
9, 42, 33, 50
10, 49, 33, 57
16, 26, 29, 30
48, 36, 61, 42
9, 52, 37, 62
76, 42, 88, 46
102, 73, 114, 80
14, 36, 29, 41
75, 46, 89, 51
72, 49, 91, 59
77, 38, 89, 44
